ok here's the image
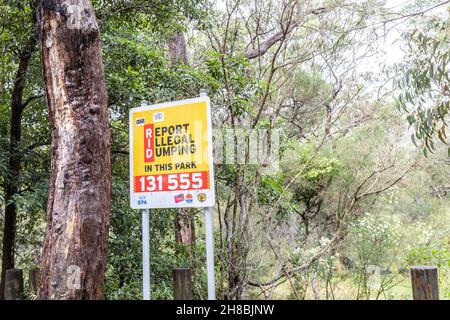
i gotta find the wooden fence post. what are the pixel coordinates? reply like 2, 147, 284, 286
410, 265, 439, 300
4, 268, 24, 300
29, 268, 40, 295
173, 268, 192, 300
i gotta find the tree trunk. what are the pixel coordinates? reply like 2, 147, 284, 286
167, 31, 196, 249
167, 32, 188, 65
0, 6, 38, 299
38, 0, 110, 299
174, 209, 196, 246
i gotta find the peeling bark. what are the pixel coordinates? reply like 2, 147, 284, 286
38, 0, 110, 299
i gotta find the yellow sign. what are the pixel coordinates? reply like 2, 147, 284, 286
129, 97, 215, 208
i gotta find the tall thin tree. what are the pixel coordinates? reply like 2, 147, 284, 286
167, 32, 196, 249
0, 1, 39, 299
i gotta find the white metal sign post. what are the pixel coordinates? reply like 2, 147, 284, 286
130, 94, 216, 300
142, 209, 150, 300
200, 90, 216, 300
204, 206, 216, 300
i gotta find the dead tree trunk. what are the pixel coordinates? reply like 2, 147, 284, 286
0, 3, 39, 299
38, 0, 111, 299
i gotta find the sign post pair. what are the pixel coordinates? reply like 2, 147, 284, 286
129, 94, 216, 300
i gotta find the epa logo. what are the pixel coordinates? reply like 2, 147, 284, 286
153, 112, 164, 122
136, 118, 145, 125
138, 196, 147, 205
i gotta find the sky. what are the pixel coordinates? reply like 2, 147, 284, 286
382, 0, 411, 64
374, 0, 448, 65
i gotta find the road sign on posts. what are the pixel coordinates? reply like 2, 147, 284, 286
130, 95, 216, 300
129, 97, 215, 209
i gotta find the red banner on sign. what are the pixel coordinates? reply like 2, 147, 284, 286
144, 124, 154, 162
134, 171, 209, 192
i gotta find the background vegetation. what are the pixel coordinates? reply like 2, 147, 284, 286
0, 0, 449, 299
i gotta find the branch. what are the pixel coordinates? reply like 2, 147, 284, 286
244, 7, 328, 59
247, 233, 341, 288
21, 94, 43, 111
245, 0, 450, 60
250, 163, 414, 289
244, 22, 298, 59
26, 140, 50, 150
355, 165, 414, 200
342, 0, 450, 33
112, 150, 129, 155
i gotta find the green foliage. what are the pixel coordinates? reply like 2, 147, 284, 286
257, 175, 284, 206
0, 0, 48, 274
206, 51, 263, 118
103, 28, 218, 111
282, 142, 341, 204
350, 213, 401, 266
406, 237, 450, 298
396, 17, 450, 156
346, 212, 402, 299
93, 0, 213, 33
99, 1, 219, 298
407, 238, 450, 268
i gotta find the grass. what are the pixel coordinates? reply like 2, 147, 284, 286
256, 269, 449, 300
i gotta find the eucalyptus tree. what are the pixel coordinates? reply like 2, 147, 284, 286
38, 0, 110, 299
396, 6, 450, 156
